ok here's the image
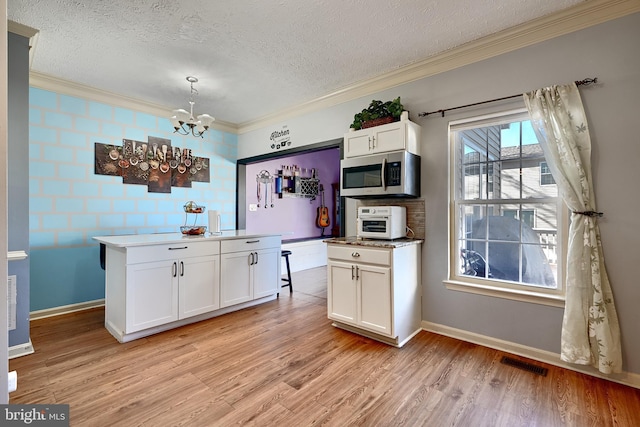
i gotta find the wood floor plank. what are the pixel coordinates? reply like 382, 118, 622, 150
9, 267, 640, 426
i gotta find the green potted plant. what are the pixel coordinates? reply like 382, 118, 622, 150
350, 97, 405, 130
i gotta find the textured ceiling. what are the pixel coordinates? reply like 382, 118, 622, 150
8, 0, 585, 125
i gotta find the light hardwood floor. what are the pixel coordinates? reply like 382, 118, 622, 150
9, 267, 640, 426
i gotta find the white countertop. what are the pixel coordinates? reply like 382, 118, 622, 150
93, 230, 282, 248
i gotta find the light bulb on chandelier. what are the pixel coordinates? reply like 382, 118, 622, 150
170, 76, 215, 138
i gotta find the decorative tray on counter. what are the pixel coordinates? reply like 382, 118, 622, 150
180, 225, 207, 236
181, 201, 206, 235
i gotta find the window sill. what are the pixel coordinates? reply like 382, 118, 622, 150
444, 279, 565, 308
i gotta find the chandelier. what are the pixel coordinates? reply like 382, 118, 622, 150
170, 76, 215, 138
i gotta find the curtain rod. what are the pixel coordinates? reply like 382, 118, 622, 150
417, 78, 598, 118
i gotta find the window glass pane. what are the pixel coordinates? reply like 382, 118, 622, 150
521, 159, 557, 199
495, 160, 521, 199
486, 161, 498, 199
460, 242, 490, 279
522, 202, 558, 288
451, 111, 562, 293
463, 140, 485, 164
523, 202, 557, 231
522, 244, 557, 287
491, 214, 521, 241
521, 120, 538, 145
485, 242, 520, 282
458, 204, 486, 240
538, 233, 558, 283
463, 163, 482, 200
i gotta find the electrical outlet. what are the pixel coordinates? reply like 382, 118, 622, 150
8, 371, 17, 393
249, 204, 257, 212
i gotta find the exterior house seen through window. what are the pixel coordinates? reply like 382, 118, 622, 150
540, 161, 556, 186
449, 109, 565, 301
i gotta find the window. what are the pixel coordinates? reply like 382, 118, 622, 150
503, 209, 535, 229
540, 161, 556, 185
448, 109, 565, 305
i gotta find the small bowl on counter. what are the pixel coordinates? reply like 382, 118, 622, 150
183, 201, 206, 214
180, 226, 207, 236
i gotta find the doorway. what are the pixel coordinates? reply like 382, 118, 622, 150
236, 138, 345, 240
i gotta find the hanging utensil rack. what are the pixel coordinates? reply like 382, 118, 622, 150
256, 170, 275, 208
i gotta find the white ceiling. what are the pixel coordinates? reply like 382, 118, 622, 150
9, 0, 586, 126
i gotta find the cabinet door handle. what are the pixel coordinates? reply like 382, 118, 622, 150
351, 252, 360, 258
172, 262, 177, 277
356, 265, 359, 280
246, 240, 260, 244
168, 246, 188, 250
368, 136, 372, 150
371, 135, 376, 149
254, 251, 259, 264
180, 261, 184, 277
381, 157, 387, 190
249, 252, 254, 265
352, 265, 355, 280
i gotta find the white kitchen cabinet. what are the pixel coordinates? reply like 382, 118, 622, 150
326, 241, 421, 347
220, 236, 281, 308
327, 260, 392, 334
219, 251, 252, 307
344, 114, 421, 158
125, 253, 219, 332
125, 259, 178, 333
123, 241, 220, 334
179, 254, 220, 318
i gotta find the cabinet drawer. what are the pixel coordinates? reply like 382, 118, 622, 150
127, 240, 220, 264
221, 235, 281, 254
327, 245, 391, 266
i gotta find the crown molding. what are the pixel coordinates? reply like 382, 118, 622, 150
7, 20, 38, 38
8, 20, 40, 69
237, 0, 640, 134
28, 71, 239, 134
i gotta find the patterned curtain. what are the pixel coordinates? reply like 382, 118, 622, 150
523, 83, 622, 374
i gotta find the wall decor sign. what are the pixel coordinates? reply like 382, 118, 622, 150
269, 125, 291, 150
94, 136, 210, 193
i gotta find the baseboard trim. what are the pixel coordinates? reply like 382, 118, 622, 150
9, 339, 35, 359
106, 295, 278, 343
422, 321, 640, 390
30, 299, 105, 321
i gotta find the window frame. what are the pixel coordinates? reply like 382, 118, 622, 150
445, 108, 567, 307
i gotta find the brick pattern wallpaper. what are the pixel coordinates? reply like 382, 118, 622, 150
28, 88, 238, 249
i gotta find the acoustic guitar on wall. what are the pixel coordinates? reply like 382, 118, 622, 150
316, 184, 330, 234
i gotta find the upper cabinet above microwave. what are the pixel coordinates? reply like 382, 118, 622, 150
344, 114, 421, 159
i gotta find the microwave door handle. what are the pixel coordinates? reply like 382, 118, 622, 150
381, 158, 387, 190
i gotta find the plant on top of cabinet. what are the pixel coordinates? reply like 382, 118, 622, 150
350, 97, 405, 130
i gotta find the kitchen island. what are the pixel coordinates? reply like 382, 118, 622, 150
94, 231, 281, 342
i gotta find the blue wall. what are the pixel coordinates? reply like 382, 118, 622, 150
28, 88, 238, 311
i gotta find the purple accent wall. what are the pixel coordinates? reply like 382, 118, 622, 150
245, 148, 340, 240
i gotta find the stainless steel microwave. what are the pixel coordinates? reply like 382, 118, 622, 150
340, 150, 420, 198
